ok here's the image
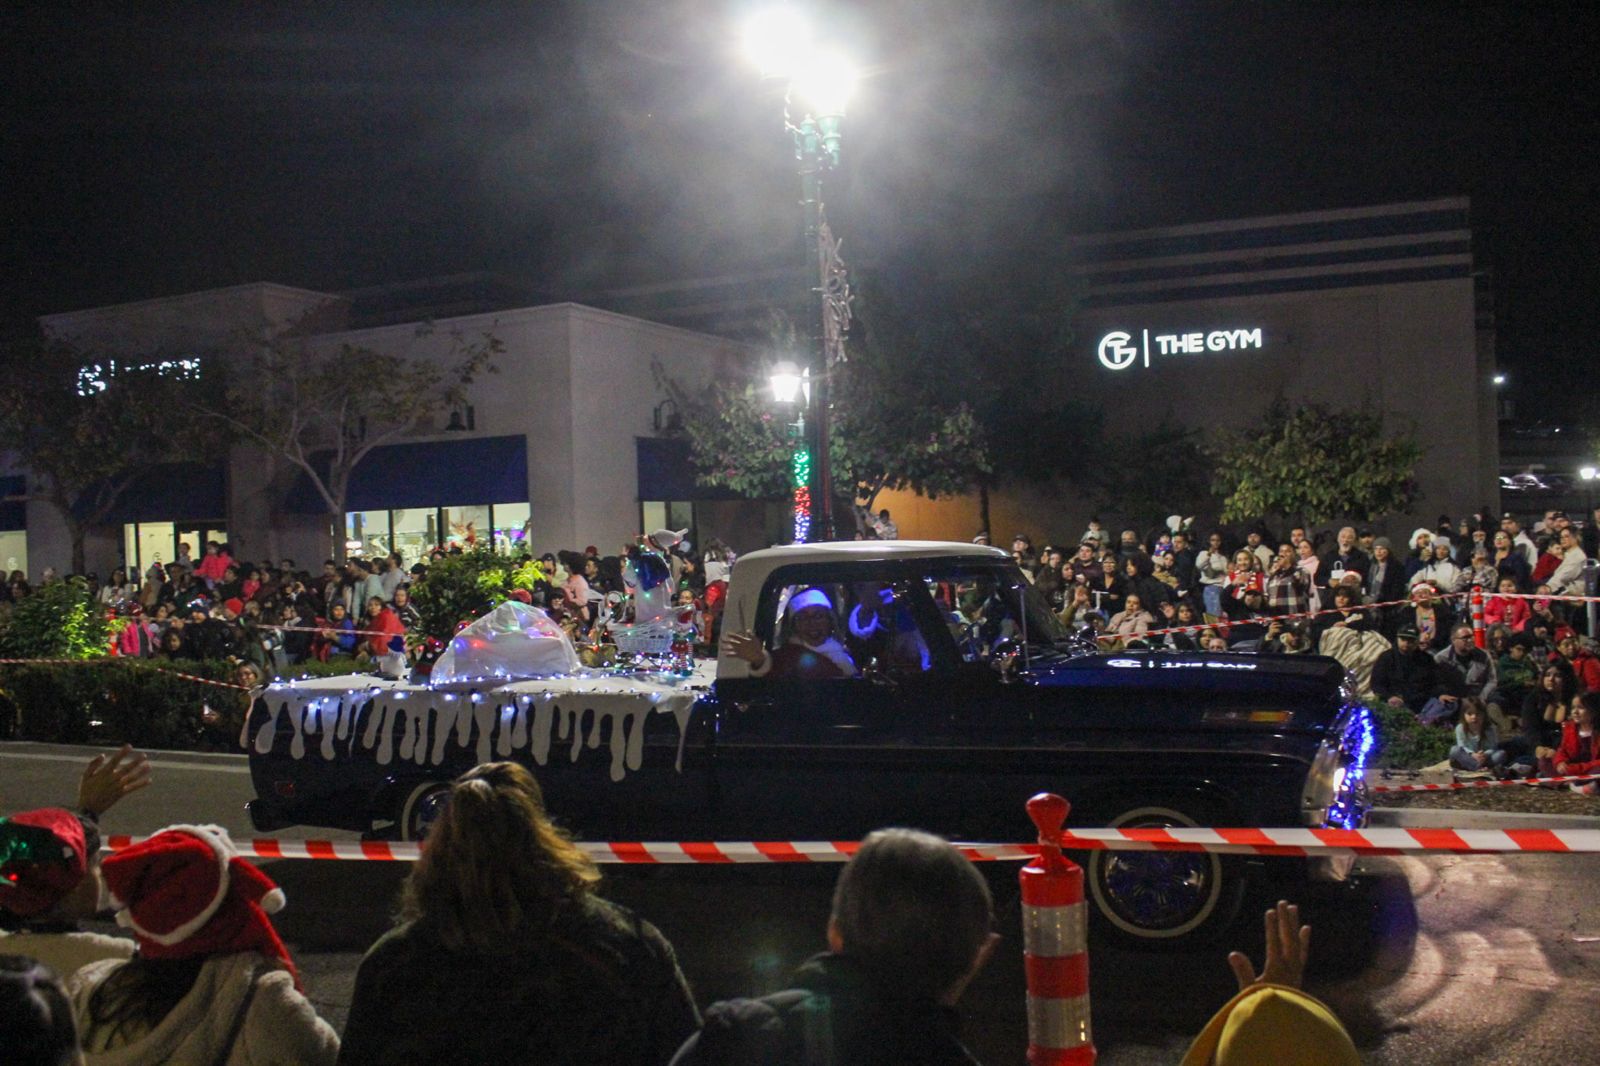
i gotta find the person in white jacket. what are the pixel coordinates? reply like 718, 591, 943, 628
1548, 528, 1589, 595
1195, 532, 1231, 618
70, 825, 338, 1066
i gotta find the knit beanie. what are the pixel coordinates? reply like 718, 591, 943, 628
0, 808, 93, 919
1182, 984, 1358, 1065
100, 825, 299, 988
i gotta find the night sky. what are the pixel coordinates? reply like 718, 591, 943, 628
4, 1, 1596, 416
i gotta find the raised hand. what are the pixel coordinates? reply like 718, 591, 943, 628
77, 744, 153, 818
1227, 899, 1311, 991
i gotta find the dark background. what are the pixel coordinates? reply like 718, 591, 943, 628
4, 1, 1595, 417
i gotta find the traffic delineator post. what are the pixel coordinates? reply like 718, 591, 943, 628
1471, 585, 1486, 649
1020, 792, 1096, 1065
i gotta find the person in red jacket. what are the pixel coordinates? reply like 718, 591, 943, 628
1551, 628, 1600, 694
1553, 692, 1600, 794
194, 540, 234, 586
360, 595, 408, 658
1483, 576, 1531, 632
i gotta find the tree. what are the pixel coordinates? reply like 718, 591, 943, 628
0, 335, 224, 573
658, 308, 991, 537
1209, 400, 1423, 524
1085, 420, 1215, 529
848, 269, 1100, 535
194, 324, 500, 558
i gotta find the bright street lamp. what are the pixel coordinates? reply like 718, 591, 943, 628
1493, 373, 1507, 386
1581, 466, 1598, 482
768, 361, 804, 406
744, 5, 859, 542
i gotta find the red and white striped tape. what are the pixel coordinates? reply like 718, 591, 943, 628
1371, 772, 1600, 793
1095, 590, 1467, 644
1020, 794, 1096, 1065
101, 825, 1600, 863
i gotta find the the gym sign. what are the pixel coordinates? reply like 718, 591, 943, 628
1097, 327, 1264, 371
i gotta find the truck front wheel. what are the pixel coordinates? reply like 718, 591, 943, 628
1084, 804, 1246, 947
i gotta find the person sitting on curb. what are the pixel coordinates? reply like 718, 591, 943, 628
670, 827, 999, 1066
1, 746, 152, 979
1552, 691, 1600, 794
1371, 624, 1460, 724
1183, 900, 1357, 1065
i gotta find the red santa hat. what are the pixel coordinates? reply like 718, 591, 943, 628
0, 808, 92, 918
100, 825, 299, 988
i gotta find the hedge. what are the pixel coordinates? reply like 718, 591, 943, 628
0, 657, 374, 752
1371, 700, 1455, 769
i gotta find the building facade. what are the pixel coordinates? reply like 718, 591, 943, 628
14, 283, 756, 577
875, 197, 1499, 541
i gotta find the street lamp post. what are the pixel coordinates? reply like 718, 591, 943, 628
745, 7, 856, 542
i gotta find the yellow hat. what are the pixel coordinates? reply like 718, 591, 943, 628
1181, 984, 1359, 1066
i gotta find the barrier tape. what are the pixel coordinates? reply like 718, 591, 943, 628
101, 825, 1600, 863
1094, 591, 1468, 644
1490, 591, 1600, 604
0, 657, 250, 691
1371, 772, 1600, 792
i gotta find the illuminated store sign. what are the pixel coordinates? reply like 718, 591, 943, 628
1097, 328, 1264, 371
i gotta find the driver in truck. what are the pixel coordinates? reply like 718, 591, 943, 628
722, 588, 860, 679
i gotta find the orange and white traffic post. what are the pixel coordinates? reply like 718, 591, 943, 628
1471, 585, 1487, 648
1020, 792, 1095, 1065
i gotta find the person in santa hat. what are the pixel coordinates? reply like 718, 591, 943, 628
70, 825, 338, 1065
722, 588, 859, 679
2, 746, 152, 978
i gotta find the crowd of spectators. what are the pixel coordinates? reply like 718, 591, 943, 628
2, 749, 1360, 1065
0, 533, 739, 683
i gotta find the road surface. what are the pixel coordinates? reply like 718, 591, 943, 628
5, 740, 1598, 1062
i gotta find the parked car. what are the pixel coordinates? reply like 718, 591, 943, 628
245, 542, 1374, 944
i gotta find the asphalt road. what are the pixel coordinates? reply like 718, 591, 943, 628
5, 740, 1600, 1063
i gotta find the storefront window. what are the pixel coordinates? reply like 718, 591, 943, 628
135, 523, 176, 572
391, 508, 436, 566
440, 504, 491, 550
345, 510, 392, 559
491, 502, 531, 554
0, 531, 27, 580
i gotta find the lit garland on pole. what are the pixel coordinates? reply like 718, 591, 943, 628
791, 446, 813, 543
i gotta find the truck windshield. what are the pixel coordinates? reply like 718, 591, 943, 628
921, 561, 1073, 661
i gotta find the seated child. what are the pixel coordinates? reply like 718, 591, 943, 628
1450, 697, 1507, 775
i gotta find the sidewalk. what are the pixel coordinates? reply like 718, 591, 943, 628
1367, 766, 1600, 818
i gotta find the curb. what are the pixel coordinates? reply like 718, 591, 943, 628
1369, 807, 1600, 830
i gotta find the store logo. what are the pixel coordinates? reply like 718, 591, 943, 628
1096, 328, 1264, 371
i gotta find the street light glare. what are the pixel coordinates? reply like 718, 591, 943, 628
742, 6, 812, 78
769, 360, 804, 404
1492, 373, 1507, 385
1581, 465, 1597, 481
791, 48, 857, 117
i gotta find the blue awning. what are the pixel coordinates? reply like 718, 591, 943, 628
635, 436, 764, 501
286, 434, 528, 514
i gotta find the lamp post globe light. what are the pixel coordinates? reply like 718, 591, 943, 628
745, 5, 857, 542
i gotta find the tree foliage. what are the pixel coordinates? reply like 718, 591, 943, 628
0, 577, 109, 659
660, 265, 1093, 537
1209, 400, 1423, 524
407, 546, 539, 646
0, 334, 226, 572
1085, 420, 1214, 528
193, 323, 500, 556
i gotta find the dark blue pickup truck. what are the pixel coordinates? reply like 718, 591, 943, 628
246, 542, 1374, 944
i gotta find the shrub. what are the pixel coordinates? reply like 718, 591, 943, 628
1371, 700, 1454, 769
408, 547, 531, 645
0, 577, 108, 659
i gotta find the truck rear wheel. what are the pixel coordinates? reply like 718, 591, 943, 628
1084, 804, 1246, 947
398, 780, 451, 842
